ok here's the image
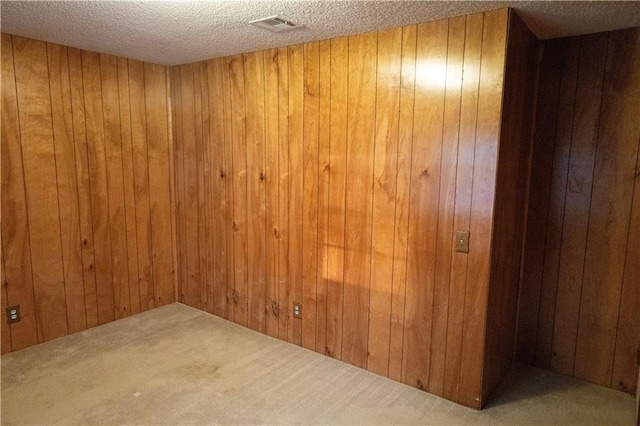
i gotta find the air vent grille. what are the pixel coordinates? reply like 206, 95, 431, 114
250, 15, 303, 33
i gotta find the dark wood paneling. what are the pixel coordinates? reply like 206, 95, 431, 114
516, 27, 640, 395
482, 11, 538, 403
1, 34, 175, 353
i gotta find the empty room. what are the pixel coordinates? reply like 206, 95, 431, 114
1, 1, 639, 424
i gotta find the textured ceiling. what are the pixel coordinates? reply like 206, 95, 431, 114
1, 1, 639, 66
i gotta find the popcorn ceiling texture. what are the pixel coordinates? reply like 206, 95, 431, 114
1, 1, 639, 65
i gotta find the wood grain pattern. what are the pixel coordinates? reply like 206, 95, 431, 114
230, 55, 248, 326
342, 30, 377, 368
429, 15, 465, 395
388, 25, 417, 382
443, 13, 482, 400
551, 34, 606, 376
13, 36, 68, 342
101, 53, 130, 320
145, 63, 175, 307
264, 49, 280, 338
513, 38, 564, 366
244, 51, 267, 332
82, 50, 115, 325
402, 18, 448, 391
315, 39, 332, 354
1, 34, 39, 350
325, 36, 348, 359
458, 9, 508, 408
302, 41, 319, 351
117, 56, 141, 316
368, 26, 402, 376
516, 27, 640, 395
48, 43, 87, 333
2, 34, 174, 353
482, 10, 537, 403
208, 57, 229, 319
276, 47, 290, 341
573, 28, 640, 387
288, 45, 304, 345
170, 10, 518, 409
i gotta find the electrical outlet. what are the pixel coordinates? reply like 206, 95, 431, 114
6, 305, 20, 324
293, 302, 302, 319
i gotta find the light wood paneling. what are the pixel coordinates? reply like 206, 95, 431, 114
170, 10, 517, 408
402, 17, 448, 391
1, 34, 39, 351
388, 25, 417, 382
13, 36, 68, 342
325, 36, 348, 359
244, 51, 267, 333
516, 27, 640, 395
48, 44, 87, 333
368, 26, 402, 377
1, 34, 175, 353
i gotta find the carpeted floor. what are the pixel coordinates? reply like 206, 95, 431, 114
1, 303, 635, 425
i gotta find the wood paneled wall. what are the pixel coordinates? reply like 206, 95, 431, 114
1, 35, 175, 354
516, 27, 640, 394
171, 9, 512, 408
482, 13, 538, 402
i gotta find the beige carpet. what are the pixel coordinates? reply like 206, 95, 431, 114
1, 303, 634, 425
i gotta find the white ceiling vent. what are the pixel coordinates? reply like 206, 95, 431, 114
250, 15, 303, 33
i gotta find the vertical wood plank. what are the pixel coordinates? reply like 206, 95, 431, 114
288, 45, 304, 345
221, 56, 236, 322
276, 48, 290, 340
0, 34, 39, 350
551, 34, 607, 375
172, 67, 187, 305
613, 136, 640, 394
368, 26, 402, 376
208, 57, 229, 318
315, 39, 332, 354
402, 18, 448, 390
129, 59, 155, 312
458, 9, 508, 408
444, 13, 482, 400
264, 49, 280, 337
199, 62, 213, 314
203, 62, 215, 312
388, 25, 417, 381
574, 29, 640, 386
167, 67, 178, 305
179, 63, 200, 309
325, 36, 348, 358
302, 41, 320, 350
245, 52, 267, 332
514, 39, 564, 365
145, 62, 175, 306
534, 37, 580, 368
230, 55, 249, 326
14, 36, 69, 341
342, 31, 377, 368
193, 62, 207, 311
67, 47, 99, 328
82, 50, 115, 325
429, 15, 465, 396
117, 57, 141, 315
47, 43, 87, 333
100, 53, 130, 320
